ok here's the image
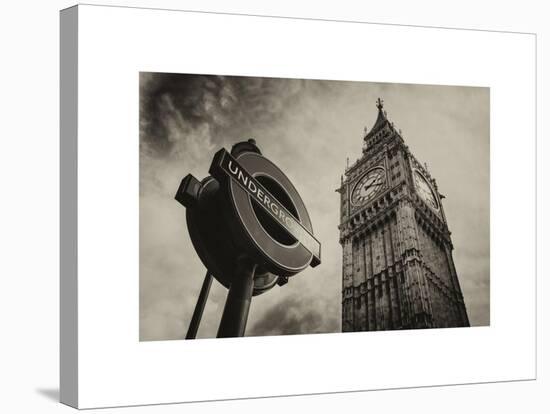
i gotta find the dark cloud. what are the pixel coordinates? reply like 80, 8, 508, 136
248, 295, 339, 337
140, 73, 226, 156
139, 73, 306, 158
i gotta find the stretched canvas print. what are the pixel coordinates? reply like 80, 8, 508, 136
139, 73, 490, 340
61, 5, 535, 409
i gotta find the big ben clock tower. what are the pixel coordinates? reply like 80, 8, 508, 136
338, 98, 470, 331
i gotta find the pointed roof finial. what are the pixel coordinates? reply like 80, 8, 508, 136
376, 97, 384, 111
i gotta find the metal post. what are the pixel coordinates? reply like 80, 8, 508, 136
185, 271, 213, 339
217, 257, 257, 338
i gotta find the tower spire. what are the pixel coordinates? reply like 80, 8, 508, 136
376, 97, 384, 111
364, 97, 389, 140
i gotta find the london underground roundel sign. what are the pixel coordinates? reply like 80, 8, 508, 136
209, 147, 321, 275
176, 139, 321, 295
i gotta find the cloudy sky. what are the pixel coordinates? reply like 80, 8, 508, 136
139, 73, 489, 341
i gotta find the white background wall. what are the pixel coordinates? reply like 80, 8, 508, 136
0, 0, 547, 413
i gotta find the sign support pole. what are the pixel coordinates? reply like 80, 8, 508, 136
217, 257, 257, 338
185, 271, 213, 339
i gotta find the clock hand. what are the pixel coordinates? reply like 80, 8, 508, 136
364, 179, 382, 191
363, 177, 376, 188
361, 184, 381, 198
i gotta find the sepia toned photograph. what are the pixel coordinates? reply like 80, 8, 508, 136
139, 72, 490, 340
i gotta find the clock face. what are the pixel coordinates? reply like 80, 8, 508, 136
351, 167, 386, 206
413, 170, 439, 210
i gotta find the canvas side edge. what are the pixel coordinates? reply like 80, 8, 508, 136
60, 5, 79, 409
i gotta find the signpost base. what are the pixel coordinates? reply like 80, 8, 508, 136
217, 257, 257, 338
185, 271, 213, 339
